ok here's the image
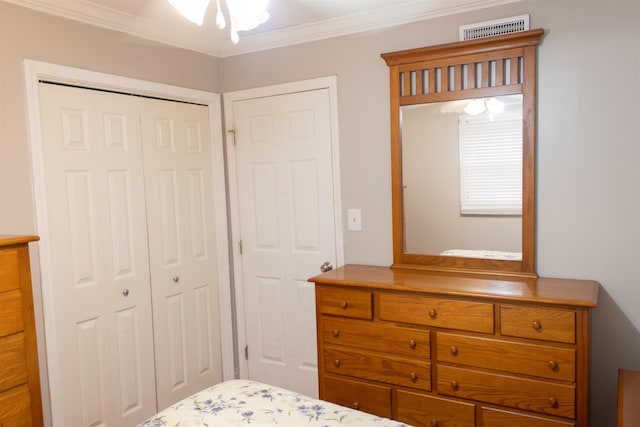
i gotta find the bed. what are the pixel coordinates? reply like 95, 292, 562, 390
138, 379, 411, 426
440, 248, 522, 260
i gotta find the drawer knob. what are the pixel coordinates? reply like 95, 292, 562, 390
548, 396, 558, 408
410, 372, 418, 382
532, 320, 542, 330
548, 360, 558, 371
334, 359, 341, 368
341, 301, 349, 309
332, 329, 340, 338
352, 402, 359, 410
430, 420, 439, 427
450, 380, 459, 391
450, 345, 458, 356
428, 309, 437, 318
409, 339, 417, 349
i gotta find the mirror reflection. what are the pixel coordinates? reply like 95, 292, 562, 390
401, 94, 523, 260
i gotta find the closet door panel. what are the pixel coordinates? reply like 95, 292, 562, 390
141, 98, 223, 409
38, 83, 157, 426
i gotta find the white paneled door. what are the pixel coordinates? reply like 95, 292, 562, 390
37, 83, 222, 426
228, 82, 341, 397
140, 98, 222, 410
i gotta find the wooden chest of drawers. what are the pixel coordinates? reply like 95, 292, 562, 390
311, 265, 598, 427
0, 236, 42, 427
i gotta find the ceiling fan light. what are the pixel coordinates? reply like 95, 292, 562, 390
168, 0, 211, 26
216, 10, 226, 29
230, 28, 240, 44
464, 99, 485, 115
485, 97, 505, 115
226, 0, 270, 32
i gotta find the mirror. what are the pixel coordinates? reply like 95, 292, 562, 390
382, 29, 543, 277
402, 95, 523, 260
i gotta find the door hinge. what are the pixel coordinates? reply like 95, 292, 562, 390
228, 127, 236, 145
239, 239, 243, 254
244, 345, 248, 360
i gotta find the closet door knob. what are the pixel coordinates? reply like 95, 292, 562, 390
122, 289, 130, 297
173, 276, 180, 283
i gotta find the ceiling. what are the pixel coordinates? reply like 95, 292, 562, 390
4, 0, 522, 57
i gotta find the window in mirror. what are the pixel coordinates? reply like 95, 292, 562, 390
459, 96, 522, 216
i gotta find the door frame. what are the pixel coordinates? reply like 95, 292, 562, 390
223, 76, 344, 379
23, 60, 234, 426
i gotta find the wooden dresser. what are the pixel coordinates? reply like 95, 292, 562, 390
0, 235, 43, 427
617, 369, 640, 426
310, 264, 599, 427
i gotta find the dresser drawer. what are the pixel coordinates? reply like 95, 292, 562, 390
481, 407, 575, 426
379, 293, 494, 334
394, 389, 475, 427
0, 384, 33, 427
0, 333, 28, 392
437, 365, 575, 418
322, 317, 430, 358
437, 332, 576, 381
501, 305, 576, 344
0, 289, 24, 337
0, 249, 20, 293
323, 375, 391, 419
324, 347, 431, 391
317, 287, 373, 320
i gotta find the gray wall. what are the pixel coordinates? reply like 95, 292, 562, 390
2, 0, 639, 426
222, 1, 640, 426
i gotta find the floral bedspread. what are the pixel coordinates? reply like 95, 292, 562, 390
138, 379, 411, 427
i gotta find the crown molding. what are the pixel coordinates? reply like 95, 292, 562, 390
4, 0, 523, 58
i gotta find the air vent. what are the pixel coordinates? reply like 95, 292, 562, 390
459, 14, 530, 41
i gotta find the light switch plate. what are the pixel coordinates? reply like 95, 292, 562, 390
347, 208, 362, 231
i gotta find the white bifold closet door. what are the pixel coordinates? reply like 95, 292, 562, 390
38, 83, 222, 426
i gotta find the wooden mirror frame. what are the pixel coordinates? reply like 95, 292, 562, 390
382, 29, 544, 277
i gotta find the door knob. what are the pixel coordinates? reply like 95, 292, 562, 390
122, 289, 130, 297
172, 276, 180, 283
320, 261, 333, 272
